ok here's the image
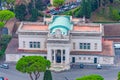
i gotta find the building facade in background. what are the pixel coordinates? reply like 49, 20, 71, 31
6, 16, 114, 71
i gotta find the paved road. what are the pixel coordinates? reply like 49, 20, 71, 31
0, 64, 119, 80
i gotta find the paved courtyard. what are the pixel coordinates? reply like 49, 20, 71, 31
0, 63, 119, 80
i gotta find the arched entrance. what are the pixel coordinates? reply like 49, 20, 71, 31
56, 50, 61, 63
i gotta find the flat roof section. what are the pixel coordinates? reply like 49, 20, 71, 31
73, 26, 100, 32
21, 24, 48, 31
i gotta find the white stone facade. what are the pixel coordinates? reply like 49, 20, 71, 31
6, 16, 114, 71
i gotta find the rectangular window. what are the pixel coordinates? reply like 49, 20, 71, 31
84, 43, 87, 49
80, 43, 83, 49
30, 42, 33, 48
37, 42, 40, 48
79, 57, 81, 60
34, 42, 36, 48
73, 42, 75, 49
87, 43, 90, 49
88, 57, 91, 60
29, 41, 40, 48
44, 42, 46, 48
80, 43, 91, 50
63, 56, 65, 61
23, 41, 25, 48
63, 50, 65, 55
94, 43, 97, 50
83, 57, 86, 60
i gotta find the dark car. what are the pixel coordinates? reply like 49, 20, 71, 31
80, 63, 84, 68
0, 64, 9, 69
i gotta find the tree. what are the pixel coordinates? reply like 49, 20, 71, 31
0, 10, 14, 39
53, 0, 65, 7
80, 0, 92, 18
0, 22, 5, 29
0, 34, 11, 47
109, 7, 120, 21
117, 72, 120, 80
16, 56, 51, 80
76, 74, 104, 80
43, 70, 52, 80
35, 0, 46, 10
15, 4, 27, 21
29, 8, 39, 22
0, 10, 15, 23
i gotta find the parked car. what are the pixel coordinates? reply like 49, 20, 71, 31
80, 63, 84, 68
96, 64, 102, 69
0, 77, 8, 80
0, 64, 9, 69
0, 77, 4, 80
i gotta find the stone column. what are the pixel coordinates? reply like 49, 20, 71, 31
47, 48, 52, 62
54, 49, 56, 64
66, 48, 70, 64
61, 49, 63, 64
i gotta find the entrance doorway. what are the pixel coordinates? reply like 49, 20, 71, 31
72, 57, 75, 63
56, 50, 61, 63
94, 58, 97, 63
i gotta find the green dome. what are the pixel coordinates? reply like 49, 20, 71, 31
49, 16, 73, 35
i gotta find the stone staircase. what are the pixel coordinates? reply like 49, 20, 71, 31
50, 63, 70, 72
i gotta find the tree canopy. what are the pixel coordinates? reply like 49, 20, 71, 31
76, 74, 104, 80
53, 0, 65, 7
15, 4, 27, 21
0, 10, 15, 23
16, 56, 51, 80
0, 22, 5, 29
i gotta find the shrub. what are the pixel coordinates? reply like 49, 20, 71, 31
117, 72, 120, 80
43, 70, 52, 80
76, 74, 104, 80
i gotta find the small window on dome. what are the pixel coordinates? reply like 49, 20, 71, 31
63, 32, 65, 34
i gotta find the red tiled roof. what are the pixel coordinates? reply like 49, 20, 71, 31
5, 18, 16, 34
106, 38, 120, 42
5, 38, 18, 54
104, 24, 120, 36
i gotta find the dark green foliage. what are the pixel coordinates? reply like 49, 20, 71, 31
43, 70, 52, 80
117, 72, 120, 80
0, 46, 6, 56
0, 35, 11, 47
53, 0, 65, 7
29, 8, 39, 22
15, 4, 27, 21
35, 0, 46, 10
80, 0, 92, 18
109, 7, 120, 21
46, 60, 51, 69
76, 74, 104, 80
74, 0, 116, 18
0, 35, 11, 56
0, 22, 5, 28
